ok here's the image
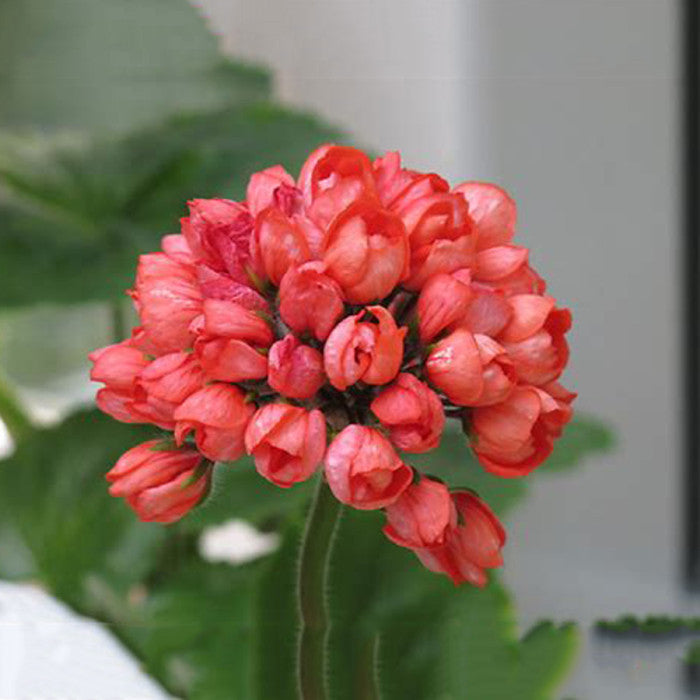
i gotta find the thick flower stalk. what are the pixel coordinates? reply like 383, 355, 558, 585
90, 144, 574, 587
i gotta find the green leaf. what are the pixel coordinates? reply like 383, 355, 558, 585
540, 414, 615, 474
124, 560, 259, 700
0, 409, 166, 607
0, 104, 341, 307
252, 519, 304, 700
0, 0, 270, 134
435, 588, 578, 699
327, 508, 579, 700
182, 458, 313, 532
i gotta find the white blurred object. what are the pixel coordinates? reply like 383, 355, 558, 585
199, 519, 279, 564
0, 581, 171, 699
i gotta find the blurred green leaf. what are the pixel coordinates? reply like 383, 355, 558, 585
0, 0, 270, 134
0, 409, 165, 606
182, 458, 313, 532
0, 104, 340, 307
541, 414, 615, 474
124, 560, 259, 700
252, 519, 304, 700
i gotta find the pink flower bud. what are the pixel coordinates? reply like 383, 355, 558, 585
416, 491, 505, 587
252, 207, 312, 285
460, 284, 512, 337
90, 341, 149, 425
278, 262, 344, 341
268, 335, 325, 399
245, 404, 327, 487
192, 299, 272, 383
324, 306, 406, 390
417, 269, 472, 342
395, 190, 475, 290
106, 441, 209, 523
498, 295, 571, 386
174, 384, 255, 462
199, 299, 273, 346
195, 337, 268, 383
474, 245, 546, 297
452, 182, 517, 251
131, 351, 205, 428
130, 252, 202, 355
322, 199, 409, 304
469, 384, 575, 477
371, 373, 445, 453
383, 476, 456, 549
373, 151, 449, 208
425, 328, 515, 407
246, 165, 296, 216
196, 265, 268, 311
89, 341, 148, 393
181, 198, 254, 284
299, 144, 377, 228
325, 426, 412, 509
161, 233, 196, 264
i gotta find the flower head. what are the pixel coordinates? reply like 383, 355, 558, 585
92, 143, 574, 586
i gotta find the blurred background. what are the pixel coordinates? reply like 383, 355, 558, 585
0, 0, 689, 698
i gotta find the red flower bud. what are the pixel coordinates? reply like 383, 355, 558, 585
453, 182, 517, 252
252, 207, 312, 285
383, 476, 456, 549
245, 404, 327, 487
324, 305, 406, 390
474, 245, 546, 297
192, 299, 272, 383
278, 262, 345, 341
299, 144, 377, 229
90, 340, 148, 393
425, 328, 515, 407
106, 441, 209, 524
130, 253, 202, 355
268, 335, 325, 399
396, 190, 474, 290
181, 198, 254, 284
322, 199, 409, 304
325, 426, 412, 509
90, 340, 150, 425
499, 295, 571, 386
131, 351, 206, 428
417, 269, 472, 342
469, 384, 575, 477
416, 491, 505, 587
371, 373, 445, 453
174, 384, 255, 462
246, 165, 296, 216
198, 299, 274, 346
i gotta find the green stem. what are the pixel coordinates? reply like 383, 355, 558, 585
297, 475, 342, 700
0, 374, 32, 443
110, 300, 127, 343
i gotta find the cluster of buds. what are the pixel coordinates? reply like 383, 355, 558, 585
90, 144, 573, 586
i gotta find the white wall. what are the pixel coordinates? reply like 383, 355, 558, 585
197, 1, 683, 696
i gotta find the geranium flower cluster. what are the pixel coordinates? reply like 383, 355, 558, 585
90, 144, 574, 586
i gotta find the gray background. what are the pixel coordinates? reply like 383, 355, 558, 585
196, 0, 687, 696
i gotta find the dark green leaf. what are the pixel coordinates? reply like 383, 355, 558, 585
252, 519, 303, 700
181, 458, 313, 533
0, 104, 341, 307
0, 409, 166, 606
